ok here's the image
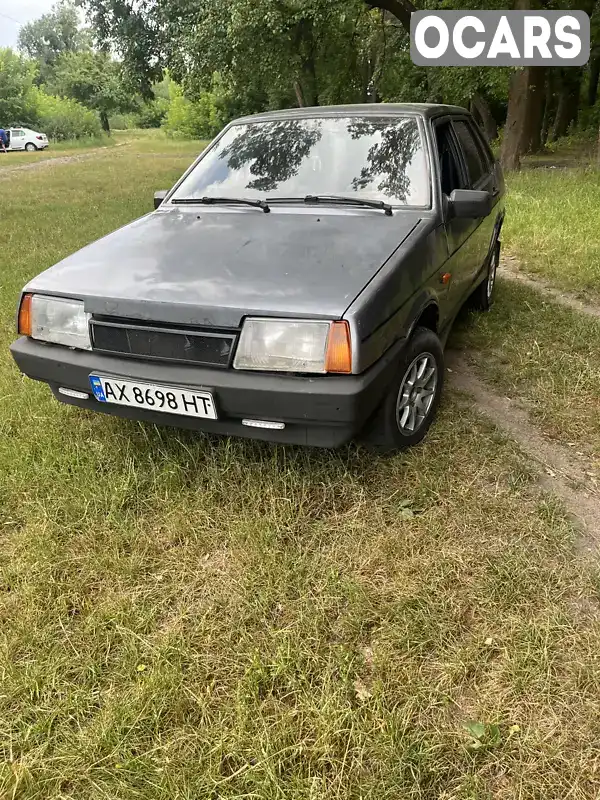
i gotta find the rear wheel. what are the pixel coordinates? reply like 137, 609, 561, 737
471, 238, 500, 312
25, 142, 37, 152
361, 327, 444, 452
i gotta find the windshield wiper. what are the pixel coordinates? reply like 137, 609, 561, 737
268, 195, 393, 216
171, 196, 270, 213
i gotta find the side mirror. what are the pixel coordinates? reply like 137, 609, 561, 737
448, 189, 492, 219
154, 190, 168, 210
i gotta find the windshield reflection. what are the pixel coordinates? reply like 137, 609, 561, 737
173, 116, 429, 207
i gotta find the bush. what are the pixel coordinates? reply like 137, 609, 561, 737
109, 113, 137, 130
162, 79, 227, 139
134, 97, 170, 129
32, 88, 102, 140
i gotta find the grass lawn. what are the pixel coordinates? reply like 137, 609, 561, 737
0, 130, 206, 169
1, 138, 600, 798
502, 166, 600, 301
0, 136, 117, 169
451, 279, 600, 458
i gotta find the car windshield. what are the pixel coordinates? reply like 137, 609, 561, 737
171, 116, 430, 207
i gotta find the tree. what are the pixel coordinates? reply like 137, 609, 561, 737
50, 50, 135, 132
18, 0, 86, 83
0, 48, 38, 125
81, 0, 600, 165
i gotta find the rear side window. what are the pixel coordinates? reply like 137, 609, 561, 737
453, 120, 487, 186
434, 122, 466, 197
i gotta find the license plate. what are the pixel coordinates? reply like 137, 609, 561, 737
89, 375, 217, 419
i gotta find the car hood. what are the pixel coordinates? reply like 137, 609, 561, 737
26, 207, 421, 328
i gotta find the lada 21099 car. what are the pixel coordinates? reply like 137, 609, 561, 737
11, 103, 504, 451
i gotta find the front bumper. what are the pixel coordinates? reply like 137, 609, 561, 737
10, 337, 406, 447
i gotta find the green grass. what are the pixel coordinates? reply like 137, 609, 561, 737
1, 139, 600, 798
0, 131, 207, 169
451, 279, 600, 457
503, 167, 600, 300
0, 136, 116, 168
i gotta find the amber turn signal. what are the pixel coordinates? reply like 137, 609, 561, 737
18, 293, 33, 336
325, 320, 352, 373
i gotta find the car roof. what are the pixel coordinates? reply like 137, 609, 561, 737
233, 103, 468, 125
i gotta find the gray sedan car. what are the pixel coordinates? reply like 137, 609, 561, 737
11, 103, 504, 450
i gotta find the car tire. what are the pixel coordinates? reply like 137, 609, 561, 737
25, 143, 37, 152
471, 238, 500, 312
361, 327, 444, 452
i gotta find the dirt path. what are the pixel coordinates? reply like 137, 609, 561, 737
447, 351, 600, 551
499, 255, 600, 320
0, 142, 130, 176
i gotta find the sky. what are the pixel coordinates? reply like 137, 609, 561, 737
0, 0, 58, 49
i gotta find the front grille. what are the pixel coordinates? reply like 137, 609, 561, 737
90, 319, 237, 367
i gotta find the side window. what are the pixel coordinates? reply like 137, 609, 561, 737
470, 122, 495, 170
13, 130, 25, 138
453, 120, 486, 186
435, 122, 465, 197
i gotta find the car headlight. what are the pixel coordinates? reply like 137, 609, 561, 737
18, 294, 91, 350
233, 318, 351, 373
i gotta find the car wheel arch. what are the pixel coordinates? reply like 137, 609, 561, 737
407, 301, 439, 339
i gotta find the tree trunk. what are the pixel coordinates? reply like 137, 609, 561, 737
294, 17, 318, 107
471, 93, 497, 142
522, 66, 546, 153
364, 0, 416, 32
541, 70, 555, 147
100, 110, 110, 134
300, 56, 318, 107
293, 81, 306, 107
551, 69, 582, 141
500, 68, 530, 171
499, 0, 533, 171
588, 57, 600, 107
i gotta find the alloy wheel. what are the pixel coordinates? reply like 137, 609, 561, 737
396, 352, 438, 435
487, 247, 499, 301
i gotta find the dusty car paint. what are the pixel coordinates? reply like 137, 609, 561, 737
25, 206, 423, 334
11, 103, 505, 448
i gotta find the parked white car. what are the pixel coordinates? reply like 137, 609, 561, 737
4, 128, 49, 151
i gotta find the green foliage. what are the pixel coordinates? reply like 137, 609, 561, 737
0, 48, 39, 125
32, 87, 103, 140
107, 112, 137, 130
18, 0, 87, 84
162, 77, 229, 139
49, 50, 137, 132
134, 97, 170, 129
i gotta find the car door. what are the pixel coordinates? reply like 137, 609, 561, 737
450, 117, 496, 287
10, 130, 26, 150
433, 117, 479, 310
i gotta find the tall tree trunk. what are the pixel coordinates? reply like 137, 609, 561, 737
523, 66, 546, 153
293, 81, 306, 107
541, 70, 555, 147
500, 67, 530, 171
471, 93, 497, 142
551, 69, 582, 141
294, 18, 318, 107
499, 0, 533, 171
588, 57, 600, 107
100, 110, 110, 134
